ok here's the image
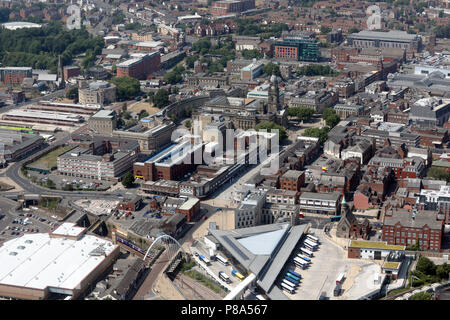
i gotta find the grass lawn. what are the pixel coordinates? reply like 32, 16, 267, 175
128, 101, 160, 115
28, 145, 75, 170
184, 269, 228, 297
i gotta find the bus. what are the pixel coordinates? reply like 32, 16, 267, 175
282, 278, 298, 288
330, 215, 341, 222
304, 239, 318, 249
288, 269, 301, 278
216, 254, 229, 266
285, 274, 300, 284
336, 272, 346, 284
231, 269, 245, 281
293, 256, 308, 267
297, 255, 311, 263
303, 242, 316, 251
218, 271, 231, 283
306, 234, 319, 243
199, 255, 210, 265
300, 247, 313, 257
293, 260, 307, 270
280, 282, 295, 294
286, 272, 301, 282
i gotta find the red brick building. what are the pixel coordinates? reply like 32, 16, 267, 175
133, 140, 203, 181
368, 156, 425, 179
279, 170, 304, 192
63, 66, 81, 81
382, 208, 444, 251
117, 196, 143, 212
175, 197, 200, 222
116, 52, 160, 80
0, 67, 32, 86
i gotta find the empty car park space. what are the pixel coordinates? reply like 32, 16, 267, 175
278, 229, 380, 300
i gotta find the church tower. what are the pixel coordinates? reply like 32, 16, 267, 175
336, 195, 357, 239
58, 55, 65, 89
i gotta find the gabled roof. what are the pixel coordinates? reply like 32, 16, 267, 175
208, 223, 306, 294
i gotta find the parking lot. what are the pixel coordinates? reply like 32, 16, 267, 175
275, 229, 381, 300
0, 207, 55, 240
190, 240, 241, 291
28, 171, 112, 191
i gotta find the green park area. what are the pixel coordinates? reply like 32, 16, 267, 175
27, 145, 74, 172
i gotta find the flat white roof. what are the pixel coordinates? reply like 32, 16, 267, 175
179, 197, 200, 211
0, 233, 118, 292
51, 223, 86, 238
3, 110, 83, 122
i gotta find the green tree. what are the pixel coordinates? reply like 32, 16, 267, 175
298, 65, 338, 76
302, 127, 330, 144
242, 49, 264, 60
255, 121, 287, 142
138, 110, 149, 119
348, 27, 359, 34
66, 87, 78, 102
288, 107, 314, 122
121, 172, 135, 188
406, 240, 421, 251
427, 167, 450, 182
320, 25, 332, 34
110, 76, 141, 100
46, 179, 56, 189
416, 256, 436, 275
325, 113, 340, 128
123, 111, 131, 120
153, 89, 170, 108
410, 292, 432, 300
436, 263, 450, 280
0, 8, 10, 23
262, 62, 281, 77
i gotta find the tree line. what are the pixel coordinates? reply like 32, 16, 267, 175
0, 22, 104, 72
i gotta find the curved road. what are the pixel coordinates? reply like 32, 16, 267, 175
0, 134, 121, 199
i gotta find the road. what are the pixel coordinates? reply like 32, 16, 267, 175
0, 130, 125, 199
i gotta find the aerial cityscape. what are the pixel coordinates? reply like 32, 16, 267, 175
1, 0, 450, 303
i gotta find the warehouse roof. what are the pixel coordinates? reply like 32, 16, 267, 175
0, 233, 118, 292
